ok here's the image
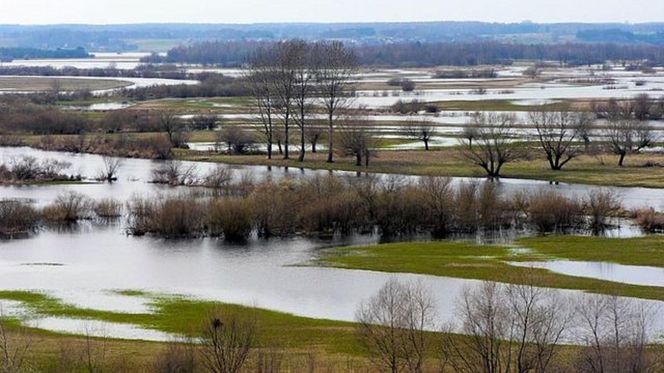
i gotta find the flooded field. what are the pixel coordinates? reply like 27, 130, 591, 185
2, 146, 664, 340
1, 56, 664, 344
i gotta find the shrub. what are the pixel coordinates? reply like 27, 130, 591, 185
93, 198, 123, 219
585, 190, 622, 231
217, 126, 256, 155
633, 208, 664, 232
127, 196, 205, 237
41, 192, 93, 223
0, 200, 40, 237
374, 180, 425, 236
208, 198, 254, 241
523, 190, 584, 232
390, 99, 425, 114
251, 180, 301, 237
387, 77, 416, 91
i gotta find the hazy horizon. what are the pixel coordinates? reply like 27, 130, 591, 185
2, 0, 664, 25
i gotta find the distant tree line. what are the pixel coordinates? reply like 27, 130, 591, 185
150, 40, 664, 67
578, 28, 664, 45
0, 64, 196, 80
0, 47, 90, 62
117, 74, 249, 100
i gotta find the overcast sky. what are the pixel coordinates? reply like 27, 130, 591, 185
0, 0, 663, 24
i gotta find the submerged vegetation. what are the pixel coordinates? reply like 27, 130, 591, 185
123, 174, 623, 240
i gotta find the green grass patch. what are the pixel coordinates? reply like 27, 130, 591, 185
318, 237, 664, 302
0, 290, 360, 354
516, 235, 664, 267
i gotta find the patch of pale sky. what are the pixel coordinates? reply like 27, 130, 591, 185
0, 0, 661, 24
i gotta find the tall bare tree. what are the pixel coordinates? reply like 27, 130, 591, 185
442, 277, 571, 373
246, 46, 278, 159
315, 41, 358, 163
529, 111, 592, 170
575, 295, 658, 373
460, 113, 520, 178
356, 279, 437, 373
291, 41, 315, 162
272, 41, 301, 160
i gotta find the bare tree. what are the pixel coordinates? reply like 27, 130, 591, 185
336, 120, 375, 167
529, 111, 592, 170
504, 279, 571, 373
356, 279, 437, 373
246, 47, 278, 159
99, 156, 122, 183
605, 119, 656, 166
575, 295, 658, 373
151, 161, 198, 186
442, 282, 511, 373
272, 41, 301, 160
460, 113, 520, 178
291, 41, 315, 162
403, 120, 437, 151
633, 94, 653, 121
592, 98, 633, 121
462, 125, 480, 148
200, 310, 257, 373
217, 127, 255, 155
305, 126, 324, 153
159, 112, 179, 144
442, 276, 571, 373
315, 41, 358, 163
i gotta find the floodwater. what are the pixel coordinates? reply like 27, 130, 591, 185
511, 260, 664, 288
2, 61, 664, 339
0, 53, 152, 70
1, 146, 664, 341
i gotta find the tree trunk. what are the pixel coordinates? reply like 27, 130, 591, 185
311, 135, 318, 153
355, 153, 362, 166
424, 139, 429, 151
283, 113, 290, 160
618, 152, 626, 167
277, 140, 283, 155
298, 130, 305, 162
283, 124, 290, 159
327, 112, 334, 163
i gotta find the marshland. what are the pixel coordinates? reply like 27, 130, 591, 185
2, 19, 664, 373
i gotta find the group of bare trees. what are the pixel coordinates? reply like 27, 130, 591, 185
358, 277, 661, 373
460, 107, 658, 177
245, 40, 358, 163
